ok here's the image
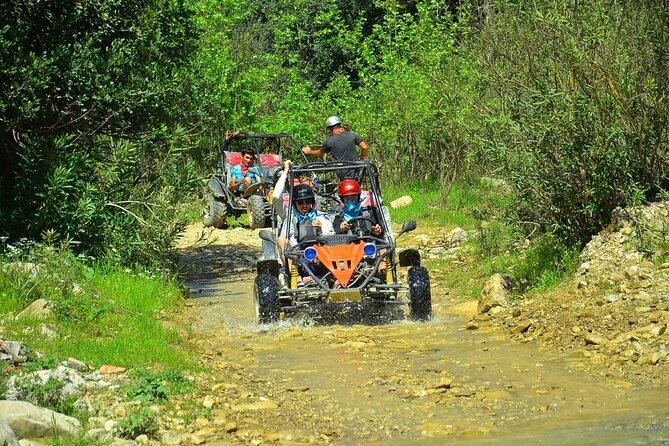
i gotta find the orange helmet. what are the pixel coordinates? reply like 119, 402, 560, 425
338, 179, 361, 197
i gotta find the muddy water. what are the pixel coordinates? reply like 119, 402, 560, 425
179, 228, 669, 445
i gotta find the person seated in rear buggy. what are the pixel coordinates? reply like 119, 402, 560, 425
333, 179, 383, 237
272, 161, 334, 285
229, 148, 261, 195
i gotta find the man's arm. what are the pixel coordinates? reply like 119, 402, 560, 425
358, 141, 368, 160
229, 166, 242, 191
301, 146, 325, 158
272, 161, 291, 220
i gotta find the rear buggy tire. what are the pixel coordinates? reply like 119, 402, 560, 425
247, 195, 266, 229
202, 195, 228, 229
254, 274, 280, 324
408, 266, 432, 321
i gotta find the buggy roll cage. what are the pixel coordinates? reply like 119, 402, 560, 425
220, 132, 308, 164
275, 160, 401, 294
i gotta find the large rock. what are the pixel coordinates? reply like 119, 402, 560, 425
0, 401, 81, 439
0, 416, 19, 446
15, 299, 53, 321
5, 366, 87, 401
444, 227, 468, 246
477, 274, 509, 315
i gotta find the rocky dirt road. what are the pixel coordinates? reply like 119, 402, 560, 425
174, 223, 669, 446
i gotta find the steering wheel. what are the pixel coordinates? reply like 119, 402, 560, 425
345, 216, 376, 237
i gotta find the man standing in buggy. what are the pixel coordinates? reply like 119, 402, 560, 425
334, 179, 383, 237
301, 116, 368, 180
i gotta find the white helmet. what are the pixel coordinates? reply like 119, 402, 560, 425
325, 115, 341, 128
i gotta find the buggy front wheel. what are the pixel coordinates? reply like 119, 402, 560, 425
254, 274, 280, 324
408, 266, 432, 321
247, 195, 266, 229
202, 195, 228, 229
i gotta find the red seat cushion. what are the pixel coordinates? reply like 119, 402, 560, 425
226, 152, 242, 166
259, 153, 282, 167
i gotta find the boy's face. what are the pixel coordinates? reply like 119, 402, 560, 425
242, 153, 255, 167
295, 198, 313, 215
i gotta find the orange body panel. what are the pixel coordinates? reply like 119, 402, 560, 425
314, 242, 365, 288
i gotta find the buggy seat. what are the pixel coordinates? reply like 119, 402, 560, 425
224, 151, 283, 188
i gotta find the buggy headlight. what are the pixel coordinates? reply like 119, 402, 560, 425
363, 243, 377, 258
304, 246, 318, 261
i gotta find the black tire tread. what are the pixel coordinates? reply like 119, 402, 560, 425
254, 274, 280, 324
248, 195, 266, 229
203, 195, 228, 229
408, 266, 432, 321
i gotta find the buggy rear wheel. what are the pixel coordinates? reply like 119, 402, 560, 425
202, 195, 228, 229
408, 266, 432, 321
254, 274, 280, 324
247, 194, 266, 229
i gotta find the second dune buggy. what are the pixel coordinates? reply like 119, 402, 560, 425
254, 160, 431, 324
202, 132, 307, 229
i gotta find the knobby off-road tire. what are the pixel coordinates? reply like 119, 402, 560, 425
254, 274, 280, 324
408, 266, 432, 321
247, 195, 266, 229
202, 195, 228, 229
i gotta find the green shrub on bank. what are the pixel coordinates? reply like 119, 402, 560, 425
0, 240, 190, 369
117, 407, 160, 440
126, 368, 192, 403
511, 235, 580, 293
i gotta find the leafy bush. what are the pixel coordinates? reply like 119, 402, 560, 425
117, 407, 159, 439
9, 375, 82, 418
126, 368, 192, 403
0, 0, 201, 267
511, 234, 580, 293
467, 1, 669, 245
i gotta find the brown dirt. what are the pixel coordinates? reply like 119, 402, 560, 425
155, 220, 669, 445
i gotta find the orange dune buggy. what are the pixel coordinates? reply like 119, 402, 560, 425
254, 161, 431, 324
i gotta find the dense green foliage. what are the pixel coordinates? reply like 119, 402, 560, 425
1, 0, 200, 265
2, 0, 668, 263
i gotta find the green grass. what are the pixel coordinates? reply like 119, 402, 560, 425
0, 246, 192, 370
381, 179, 581, 299
382, 181, 478, 229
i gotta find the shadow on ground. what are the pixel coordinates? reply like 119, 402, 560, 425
177, 242, 260, 282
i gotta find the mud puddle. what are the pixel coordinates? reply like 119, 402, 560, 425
179, 227, 669, 445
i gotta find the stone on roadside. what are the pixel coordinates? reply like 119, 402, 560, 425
390, 196, 412, 209
512, 320, 532, 334
161, 431, 183, 445
466, 321, 479, 330
15, 299, 53, 321
0, 416, 19, 446
85, 427, 108, 441
231, 400, 278, 411
202, 395, 216, 409
0, 400, 81, 439
19, 440, 48, 446
444, 227, 468, 246
477, 274, 509, 315
99, 365, 127, 374
584, 333, 607, 345
66, 357, 87, 371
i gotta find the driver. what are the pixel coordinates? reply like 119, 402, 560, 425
229, 148, 261, 195
272, 161, 334, 285
334, 179, 383, 236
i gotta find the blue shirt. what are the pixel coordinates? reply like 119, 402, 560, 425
230, 164, 261, 192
